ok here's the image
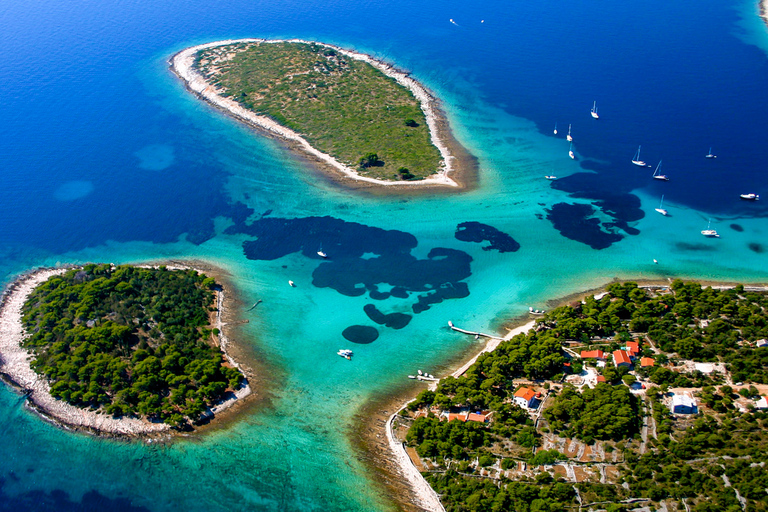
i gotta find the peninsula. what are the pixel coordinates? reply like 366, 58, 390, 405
385, 280, 768, 511
0, 264, 251, 436
171, 39, 475, 189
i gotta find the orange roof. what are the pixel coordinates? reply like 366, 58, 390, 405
626, 341, 640, 355
640, 357, 655, 367
466, 413, 487, 422
514, 387, 536, 401
596, 375, 607, 382
581, 350, 605, 359
613, 350, 632, 366
445, 413, 468, 422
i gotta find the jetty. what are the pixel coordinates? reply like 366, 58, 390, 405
447, 321, 503, 341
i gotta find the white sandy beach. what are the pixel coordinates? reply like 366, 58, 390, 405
170, 39, 459, 188
0, 265, 251, 436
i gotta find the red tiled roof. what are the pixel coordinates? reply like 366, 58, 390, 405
580, 350, 605, 359
596, 375, 607, 383
613, 350, 632, 366
626, 341, 640, 355
514, 387, 536, 401
467, 413, 487, 422
640, 357, 655, 367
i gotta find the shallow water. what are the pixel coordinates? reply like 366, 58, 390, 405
1, 0, 767, 510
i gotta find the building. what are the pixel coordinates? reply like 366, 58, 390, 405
640, 357, 655, 367
755, 397, 768, 410
671, 394, 698, 414
580, 349, 605, 360
756, 339, 768, 348
613, 350, 632, 368
625, 341, 640, 357
513, 387, 538, 409
596, 375, 607, 383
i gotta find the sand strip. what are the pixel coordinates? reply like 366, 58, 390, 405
170, 39, 460, 188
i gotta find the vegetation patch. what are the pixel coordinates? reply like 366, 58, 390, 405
21, 264, 245, 428
193, 41, 442, 180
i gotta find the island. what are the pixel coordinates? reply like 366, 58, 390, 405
0, 264, 251, 436
387, 280, 768, 511
171, 39, 476, 189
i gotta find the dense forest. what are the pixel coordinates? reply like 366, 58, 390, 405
402, 280, 768, 511
21, 264, 244, 427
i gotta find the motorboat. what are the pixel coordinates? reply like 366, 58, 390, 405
289, 280, 296, 287
337, 349, 353, 360
545, 175, 557, 180
740, 193, 759, 201
317, 250, 327, 258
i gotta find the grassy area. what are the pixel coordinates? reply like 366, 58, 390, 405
194, 41, 443, 181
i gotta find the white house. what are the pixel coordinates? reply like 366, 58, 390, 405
671, 394, 698, 414
755, 396, 768, 410
513, 387, 538, 409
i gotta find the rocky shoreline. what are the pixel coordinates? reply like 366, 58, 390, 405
170, 39, 474, 190
0, 264, 252, 438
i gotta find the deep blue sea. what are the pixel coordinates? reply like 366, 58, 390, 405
1, 0, 768, 510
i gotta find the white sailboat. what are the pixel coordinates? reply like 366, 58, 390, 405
701, 218, 719, 238
632, 145, 648, 167
655, 195, 668, 216
652, 161, 669, 181
566, 124, 573, 142
568, 142, 575, 159
705, 147, 716, 159
554, 122, 558, 135
591, 101, 599, 119
544, 175, 557, 180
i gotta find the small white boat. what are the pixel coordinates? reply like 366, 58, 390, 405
740, 193, 759, 201
529, 306, 545, 315
566, 124, 573, 142
653, 259, 658, 264
554, 122, 558, 135
289, 280, 295, 287
545, 175, 557, 180
408, 375, 416, 379
632, 145, 648, 167
701, 218, 719, 238
337, 349, 353, 360
652, 161, 669, 181
705, 147, 716, 159
568, 142, 575, 160
317, 250, 327, 258
655, 195, 668, 216
591, 101, 599, 119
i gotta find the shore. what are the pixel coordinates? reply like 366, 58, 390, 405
761, 0, 768, 29
170, 39, 477, 192
0, 263, 255, 438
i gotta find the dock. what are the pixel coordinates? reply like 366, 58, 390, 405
448, 321, 503, 341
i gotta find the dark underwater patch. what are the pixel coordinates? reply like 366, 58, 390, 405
342, 325, 379, 344
730, 223, 744, 232
0, 477, 150, 512
227, 216, 473, 314
675, 242, 716, 251
454, 221, 520, 252
546, 172, 644, 249
545, 203, 623, 250
363, 304, 412, 329
749, 243, 764, 253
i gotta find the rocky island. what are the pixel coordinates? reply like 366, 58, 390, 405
0, 264, 251, 436
171, 39, 476, 188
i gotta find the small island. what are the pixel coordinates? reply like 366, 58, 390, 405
0, 264, 251, 436
171, 39, 475, 188
388, 280, 768, 511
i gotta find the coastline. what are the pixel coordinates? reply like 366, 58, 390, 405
761, 0, 768, 28
170, 39, 476, 191
0, 263, 255, 438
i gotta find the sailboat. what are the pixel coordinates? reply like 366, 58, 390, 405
591, 101, 599, 119
554, 122, 558, 135
632, 145, 648, 167
705, 147, 716, 159
568, 142, 575, 159
566, 124, 573, 142
655, 195, 668, 216
701, 219, 719, 238
652, 161, 669, 181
